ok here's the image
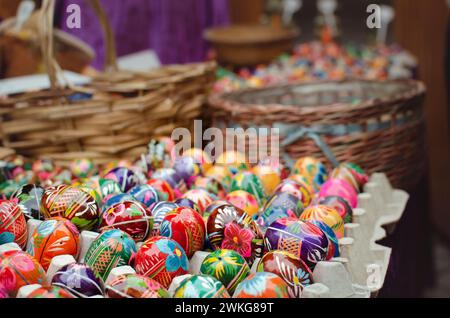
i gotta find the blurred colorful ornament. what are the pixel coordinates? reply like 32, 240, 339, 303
134, 236, 189, 288
152, 168, 186, 197
147, 179, 175, 202
289, 174, 315, 196
216, 151, 248, 175
300, 205, 344, 239
317, 195, 353, 223
252, 164, 281, 195
173, 156, 203, 188
274, 179, 312, 208
264, 218, 329, 269
104, 167, 137, 192
105, 274, 169, 298
194, 177, 227, 199
27, 217, 80, 270
256, 250, 313, 298
331, 163, 368, 192
84, 229, 137, 281
225, 190, 259, 217
0, 250, 47, 297
318, 178, 358, 208
200, 249, 250, 294
183, 148, 213, 173
128, 184, 159, 209
205, 165, 232, 187
27, 286, 75, 298
69, 159, 95, 179
160, 207, 206, 258
233, 272, 290, 298
293, 157, 328, 191
0, 200, 28, 249
174, 275, 230, 298
99, 201, 152, 242
11, 184, 45, 220
51, 263, 104, 298
230, 172, 266, 205
182, 189, 215, 215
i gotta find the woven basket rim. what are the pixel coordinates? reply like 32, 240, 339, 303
208, 79, 426, 115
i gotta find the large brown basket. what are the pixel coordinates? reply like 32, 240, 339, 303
208, 80, 427, 190
0, 0, 216, 166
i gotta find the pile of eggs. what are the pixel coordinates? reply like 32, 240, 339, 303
0, 141, 368, 298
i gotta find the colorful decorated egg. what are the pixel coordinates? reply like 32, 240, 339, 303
205, 165, 232, 186
230, 172, 266, 205
127, 184, 159, 209
256, 206, 297, 231
102, 193, 135, 213
0, 250, 47, 296
84, 229, 137, 281
256, 250, 313, 298
40, 184, 101, 231
150, 201, 178, 232
97, 178, 122, 201
318, 178, 358, 208
174, 275, 230, 298
160, 207, 205, 258
331, 163, 368, 192
226, 190, 259, 217
104, 167, 137, 192
99, 201, 152, 242
308, 220, 340, 259
233, 272, 290, 298
263, 191, 304, 218
27, 286, 75, 298
27, 217, 80, 270
193, 177, 227, 199
300, 205, 345, 239
174, 198, 201, 214
317, 196, 353, 223
200, 249, 250, 294
0, 201, 28, 249
152, 168, 187, 197
206, 203, 263, 263
147, 179, 175, 202
203, 200, 229, 221
289, 174, 315, 196
252, 164, 281, 195
173, 156, 202, 188
274, 179, 312, 208
182, 189, 215, 215
134, 236, 189, 288
105, 274, 169, 298
11, 184, 45, 220
51, 263, 104, 298
69, 159, 95, 179
183, 148, 213, 173
264, 218, 329, 269
293, 157, 328, 192
216, 151, 248, 175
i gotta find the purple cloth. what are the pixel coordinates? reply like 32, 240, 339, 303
57, 0, 229, 69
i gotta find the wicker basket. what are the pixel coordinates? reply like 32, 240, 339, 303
0, 0, 216, 167
208, 80, 426, 190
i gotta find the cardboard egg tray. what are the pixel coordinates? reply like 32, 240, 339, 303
0, 172, 408, 298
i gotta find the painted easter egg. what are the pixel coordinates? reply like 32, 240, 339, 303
150, 202, 178, 232
147, 179, 175, 202
206, 204, 263, 263
173, 156, 202, 188
99, 201, 152, 242
230, 172, 266, 205
264, 218, 329, 269
51, 263, 104, 298
152, 168, 187, 197
40, 185, 100, 231
318, 179, 358, 208
216, 151, 248, 175
252, 164, 281, 196
159, 207, 205, 258
331, 163, 368, 192
174, 198, 201, 214
205, 165, 232, 187
274, 179, 312, 208
193, 177, 227, 199
102, 193, 135, 214
293, 157, 328, 192
27, 286, 75, 298
11, 184, 45, 220
174, 275, 230, 298
104, 167, 137, 192
0, 250, 47, 297
105, 274, 169, 298
69, 159, 95, 179
317, 196, 353, 223
263, 191, 304, 218
0, 201, 27, 249
256, 250, 313, 298
226, 190, 259, 217
97, 178, 122, 201
183, 148, 213, 174
127, 184, 159, 209
134, 236, 189, 288
256, 206, 297, 231
203, 200, 229, 221
308, 220, 340, 259
84, 229, 137, 281
200, 249, 250, 294
182, 189, 215, 215
233, 272, 290, 298
289, 174, 315, 196
27, 217, 80, 270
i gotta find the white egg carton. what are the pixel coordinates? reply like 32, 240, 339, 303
3, 172, 407, 298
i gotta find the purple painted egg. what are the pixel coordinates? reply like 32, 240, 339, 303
173, 156, 202, 187
264, 218, 329, 269
51, 263, 104, 297
318, 179, 358, 208
174, 198, 201, 214
104, 167, 137, 192
128, 185, 159, 209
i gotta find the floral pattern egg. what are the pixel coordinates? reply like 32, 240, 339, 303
127, 184, 159, 209
104, 167, 137, 193
147, 179, 175, 202
293, 157, 328, 192
26, 286, 75, 298
182, 189, 215, 215
40, 184, 101, 231
174, 275, 230, 298
27, 217, 80, 270
264, 218, 329, 269
230, 172, 266, 205
105, 274, 169, 298
159, 207, 205, 258
300, 205, 345, 239
274, 179, 312, 208
11, 184, 45, 220
200, 249, 250, 294
99, 201, 152, 242
84, 229, 137, 281
134, 236, 189, 288
0, 200, 28, 249
233, 272, 290, 298
226, 190, 260, 217
0, 250, 47, 297
317, 196, 353, 223
318, 179, 358, 208
256, 250, 313, 298
51, 263, 104, 298
150, 202, 178, 233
